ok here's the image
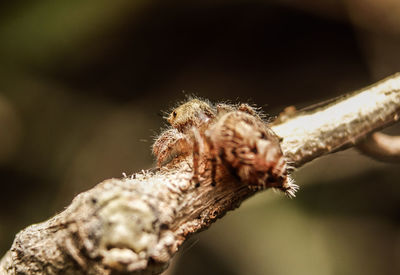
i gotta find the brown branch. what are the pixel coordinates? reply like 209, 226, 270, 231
2, 74, 400, 275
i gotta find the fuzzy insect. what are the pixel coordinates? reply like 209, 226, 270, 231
152, 99, 298, 197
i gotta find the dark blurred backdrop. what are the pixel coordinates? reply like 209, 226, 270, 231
0, 1, 399, 274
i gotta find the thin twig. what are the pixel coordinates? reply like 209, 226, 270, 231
271, 73, 400, 166
357, 132, 400, 162
1, 74, 400, 275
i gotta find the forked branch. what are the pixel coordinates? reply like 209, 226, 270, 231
1, 74, 400, 275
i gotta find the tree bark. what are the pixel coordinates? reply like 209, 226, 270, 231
1, 74, 400, 275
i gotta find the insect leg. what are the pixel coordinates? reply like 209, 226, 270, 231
191, 127, 204, 187
204, 132, 217, 186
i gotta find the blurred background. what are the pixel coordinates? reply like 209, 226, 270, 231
0, 1, 399, 274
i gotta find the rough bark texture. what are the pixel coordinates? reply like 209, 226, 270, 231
1, 74, 400, 275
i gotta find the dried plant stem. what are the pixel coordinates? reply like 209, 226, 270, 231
1, 74, 400, 275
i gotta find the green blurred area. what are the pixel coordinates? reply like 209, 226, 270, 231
0, 1, 399, 274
